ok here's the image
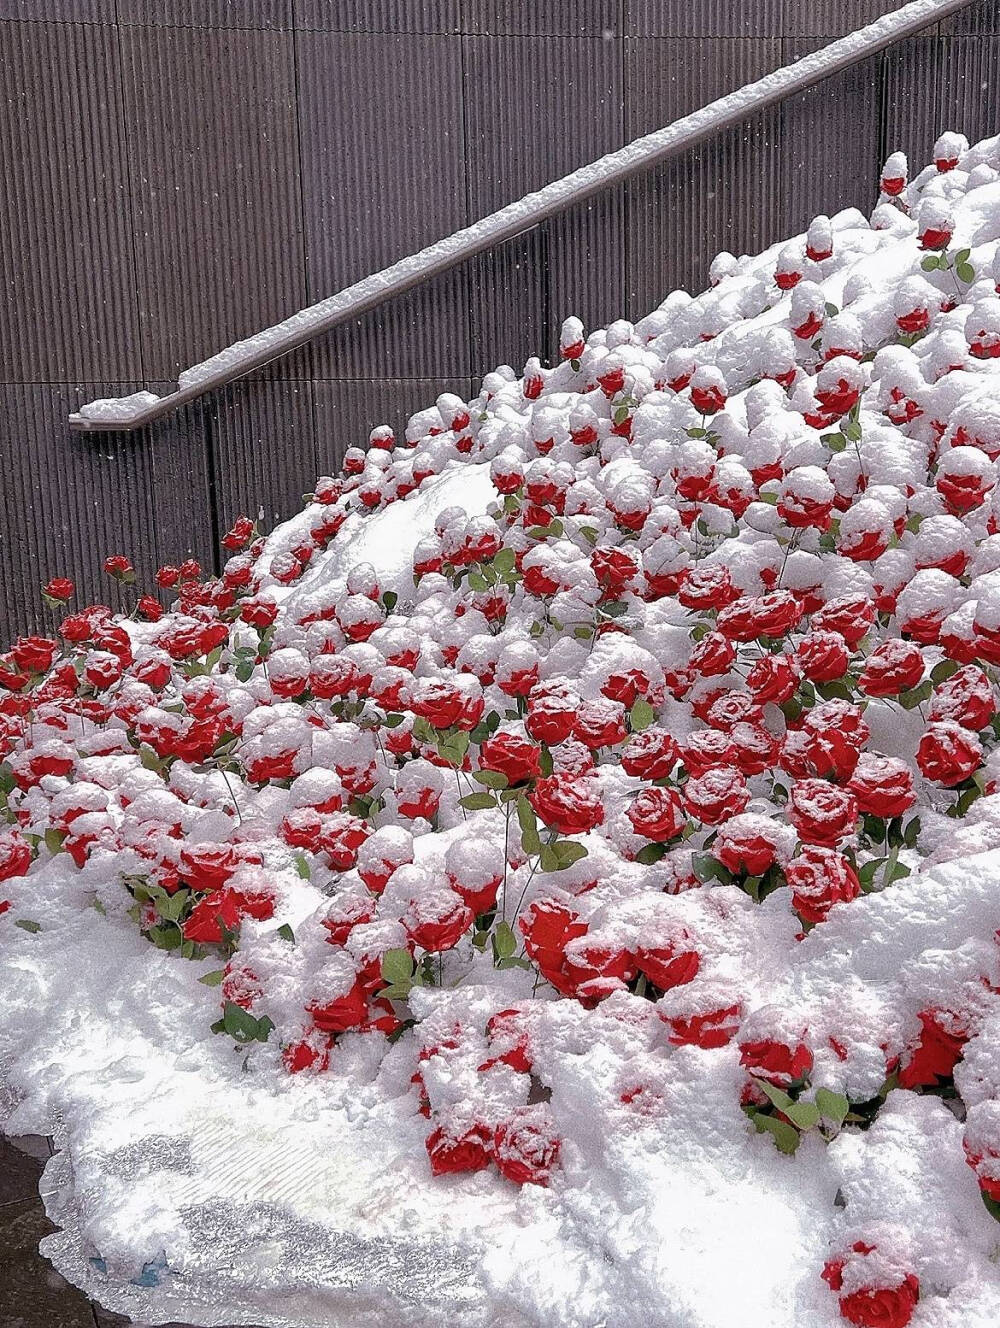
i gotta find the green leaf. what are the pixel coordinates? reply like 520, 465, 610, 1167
437, 730, 470, 767
382, 590, 398, 613
824, 433, 847, 453
784, 1100, 821, 1131
493, 921, 518, 959
222, 1000, 273, 1045
539, 844, 560, 872
381, 948, 415, 985
635, 843, 668, 865
920, 253, 941, 271
815, 1088, 850, 1125
44, 827, 66, 856
630, 697, 655, 731
493, 547, 516, 574
898, 679, 932, 710
578, 526, 598, 546
573, 625, 594, 640
199, 968, 226, 987
378, 982, 413, 1001
601, 600, 629, 618
467, 571, 488, 592
460, 791, 498, 811
235, 660, 255, 683
14, 918, 41, 934
955, 247, 971, 264
497, 955, 532, 970
473, 770, 509, 790
957, 261, 976, 284
277, 923, 295, 943
754, 1079, 795, 1114
755, 1113, 800, 1154
292, 853, 311, 879
552, 840, 588, 869
517, 796, 541, 855
930, 659, 960, 685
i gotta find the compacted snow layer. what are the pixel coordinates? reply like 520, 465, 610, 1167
8, 126, 1000, 1328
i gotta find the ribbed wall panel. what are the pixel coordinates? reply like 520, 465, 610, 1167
0, 20, 140, 382
119, 23, 309, 382
208, 379, 318, 535
296, 29, 470, 378
464, 2, 621, 36
313, 376, 473, 473
789, 0, 937, 39
118, 0, 292, 28
942, 1, 1000, 34
0, 1, 103, 18
882, 36, 943, 169
627, 0, 783, 38
0, 385, 161, 637
463, 33, 624, 367
294, 0, 459, 31
142, 382, 218, 574
938, 37, 1000, 144
780, 38, 882, 234
625, 38, 784, 317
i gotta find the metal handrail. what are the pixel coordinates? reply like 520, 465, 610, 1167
69, 0, 977, 432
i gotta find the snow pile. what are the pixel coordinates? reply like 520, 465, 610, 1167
6, 130, 1000, 1327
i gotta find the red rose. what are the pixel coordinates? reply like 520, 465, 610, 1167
43, 577, 75, 603
0, 831, 32, 882
309, 980, 369, 1033
182, 887, 243, 943
789, 779, 858, 847
717, 591, 803, 642
402, 891, 473, 953
103, 554, 134, 580
562, 937, 637, 998
781, 727, 861, 782
621, 728, 677, 780
746, 654, 800, 704
838, 1277, 919, 1328
677, 565, 740, 611
682, 765, 750, 825
665, 1001, 742, 1048
740, 1035, 813, 1087
928, 664, 996, 731
10, 636, 58, 674
627, 786, 686, 841
916, 720, 982, 786
688, 631, 736, 677
785, 847, 861, 924
493, 1105, 560, 1186
858, 640, 925, 697
529, 775, 604, 836
898, 1009, 967, 1088
713, 815, 782, 877
847, 754, 916, 820
525, 684, 580, 745
479, 730, 542, 785
519, 899, 588, 971
409, 678, 466, 730
636, 936, 700, 990
426, 1121, 493, 1176
179, 842, 238, 892
573, 700, 628, 750
795, 631, 849, 682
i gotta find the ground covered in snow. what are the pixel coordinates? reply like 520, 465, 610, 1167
7, 129, 1000, 1327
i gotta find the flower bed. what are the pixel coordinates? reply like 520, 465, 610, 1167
5, 130, 1000, 1326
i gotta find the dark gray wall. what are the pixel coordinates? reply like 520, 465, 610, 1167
1, 0, 998, 636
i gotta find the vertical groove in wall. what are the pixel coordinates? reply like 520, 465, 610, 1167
780, 39, 883, 235
0, 20, 140, 382
208, 379, 320, 535
0, 384, 160, 636
296, 28, 470, 378
117, 0, 292, 27
462, 1, 620, 36
937, 36, 1000, 147
625, 36, 784, 318
881, 36, 944, 170
463, 32, 625, 367
787, 0, 937, 39
626, 0, 784, 38
119, 22, 309, 382
294, 0, 460, 33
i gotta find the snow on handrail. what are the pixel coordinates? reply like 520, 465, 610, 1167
69, 0, 976, 432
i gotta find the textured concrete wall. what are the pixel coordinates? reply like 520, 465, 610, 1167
1, 0, 997, 635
